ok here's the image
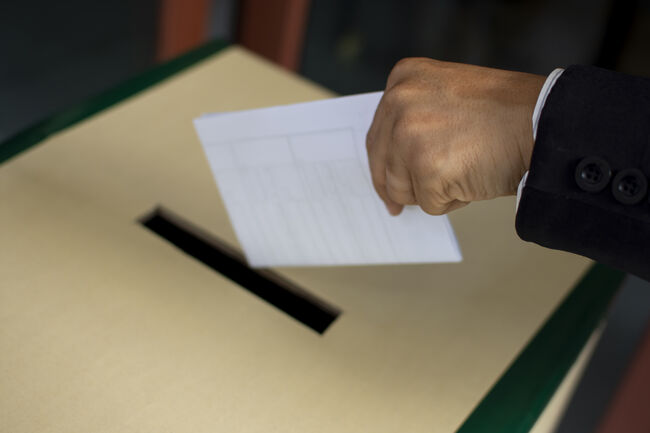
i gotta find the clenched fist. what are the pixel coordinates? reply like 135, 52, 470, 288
366, 58, 545, 216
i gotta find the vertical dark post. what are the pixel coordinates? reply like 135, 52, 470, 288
594, 0, 640, 69
157, 0, 211, 62
237, 0, 311, 71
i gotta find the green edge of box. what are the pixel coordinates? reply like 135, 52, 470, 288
0, 39, 228, 166
456, 263, 625, 433
0, 38, 625, 433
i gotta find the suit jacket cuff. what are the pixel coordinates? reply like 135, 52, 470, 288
515, 65, 650, 280
516, 68, 565, 211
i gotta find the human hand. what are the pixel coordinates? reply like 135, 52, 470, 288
366, 58, 545, 215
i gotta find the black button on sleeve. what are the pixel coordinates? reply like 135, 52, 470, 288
611, 168, 648, 205
575, 156, 612, 192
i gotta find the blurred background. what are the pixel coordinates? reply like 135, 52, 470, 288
2, 0, 650, 143
1, 2, 650, 431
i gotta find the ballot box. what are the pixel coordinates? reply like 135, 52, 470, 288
0, 42, 625, 433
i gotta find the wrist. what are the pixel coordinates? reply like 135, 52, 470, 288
515, 68, 565, 209
532, 68, 565, 140
513, 73, 545, 184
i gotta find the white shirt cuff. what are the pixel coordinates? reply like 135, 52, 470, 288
516, 68, 565, 211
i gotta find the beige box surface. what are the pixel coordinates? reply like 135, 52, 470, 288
0, 46, 592, 433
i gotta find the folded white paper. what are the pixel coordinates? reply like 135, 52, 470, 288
194, 92, 462, 267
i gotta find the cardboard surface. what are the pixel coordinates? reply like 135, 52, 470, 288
0, 46, 591, 432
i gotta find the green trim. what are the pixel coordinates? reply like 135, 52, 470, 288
0, 39, 228, 165
456, 263, 625, 433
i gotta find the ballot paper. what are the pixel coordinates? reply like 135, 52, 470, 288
193, 92, 462, 267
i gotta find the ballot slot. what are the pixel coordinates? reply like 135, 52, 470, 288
139, 207, 341, 334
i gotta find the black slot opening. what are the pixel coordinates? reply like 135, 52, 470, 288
140, 207, 340, 334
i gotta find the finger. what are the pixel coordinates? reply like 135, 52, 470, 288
366, 96, 402, 214
411, 176, 469, 215
385, 159, 415, 211
366, 103, 382, 149
442, 200, 469, 214
419, 197, 469, 216
368, 127, 401, 214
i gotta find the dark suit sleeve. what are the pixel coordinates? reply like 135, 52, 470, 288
515, 65, 650, 281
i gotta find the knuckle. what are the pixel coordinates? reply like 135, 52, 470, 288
385, 182, 403, 199
385, 156, 400, 174
392, 115, 411, 142
438, 168, 470, 202
386, 181, 415, 205
384, 82, 417, 106
420, 201, 446, 216
410, 154, 433, 176
407, 143, 437, 175
428, 144, 453, 171
439, 153, 476, 199
388, 189, 414, 205
396, 57, 416, 67
392, 111, 421, 144
416, 182, 449, 215
440, 180, 458, 202
391, 57, 417, 74
394, 57, 427, 71
383, 86, 401, 106
371, 175, 386, 191
389, 58, 434, 84
396, 82, 418, 99
386, 181, 406, 196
